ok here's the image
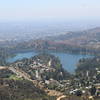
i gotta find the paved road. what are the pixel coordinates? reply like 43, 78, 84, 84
57, 95, 67, 100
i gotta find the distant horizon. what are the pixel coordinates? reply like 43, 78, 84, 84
0, 0, 100, 40
0, 19, 100, 31
0, 18, 100, 41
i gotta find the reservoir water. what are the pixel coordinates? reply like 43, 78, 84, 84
7, 51, 91, 73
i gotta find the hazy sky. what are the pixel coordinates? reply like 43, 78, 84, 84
0, 0, 100, 21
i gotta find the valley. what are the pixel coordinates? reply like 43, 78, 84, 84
0, 27, 100, 100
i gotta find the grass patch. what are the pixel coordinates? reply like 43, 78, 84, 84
9, 75, 23, 80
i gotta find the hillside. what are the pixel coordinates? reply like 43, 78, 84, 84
76, 57, 100, 79
7, 27, 100, 55
0, 66, 56, 100
46, 27, 100, 48
1, 27, 100, 55
31, 27, 100, 54
9, 53, 70, 80
0, 79, 55, 100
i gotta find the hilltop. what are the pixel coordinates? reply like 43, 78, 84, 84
9, 53, 70, 80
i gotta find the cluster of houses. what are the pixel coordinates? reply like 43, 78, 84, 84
11, 58, 56, 80
9, 57, 100, 99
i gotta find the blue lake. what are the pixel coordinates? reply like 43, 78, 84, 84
7, 51, 91, 73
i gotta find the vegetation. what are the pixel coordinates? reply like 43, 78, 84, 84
0, 79, 56, 100
9, 75, 23, 80
0, 47, 16, 66
10, 53, 71, 80
0, 48, 7, 66
7, 27, 100, 55
76, 57, 100, 77
0, 68, 14, 78
0, 41, 100, 100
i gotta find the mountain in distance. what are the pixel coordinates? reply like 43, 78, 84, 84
45, 27, 100, 51
1, 26, 100, 54
5, 27, 100, 54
